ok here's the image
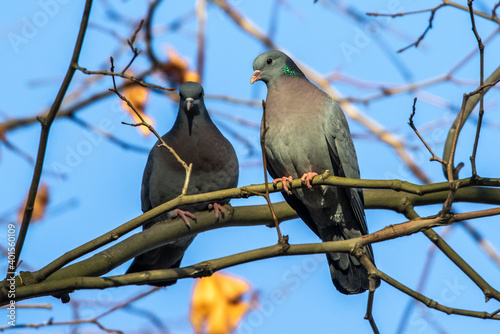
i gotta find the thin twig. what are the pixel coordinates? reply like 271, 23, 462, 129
368, 0, 500, 25
1, 137, 35, 165
398, 4, 444, 53
444, 0, 500, 24
459, 221, 500, 268
364, 279, 380, 334
95, 287, 160, 320
121, 19, 144, 74
196, 0, 207, 82
76, 65, 173, 91
260, 103, 284, 243
145, 0, 163, 68
494, 2, 500, 18
205, 94, 262, 108
243, 101, 286, 243
367, 3, 447, 53
468, 0, 485, 177
408, 97, 447, 165
3, 288, 159, 333
366, 4, 446, 18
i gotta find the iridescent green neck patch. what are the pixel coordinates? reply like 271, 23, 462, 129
282, 65, 297, 76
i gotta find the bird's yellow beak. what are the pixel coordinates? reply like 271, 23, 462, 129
250, 70, 261, 84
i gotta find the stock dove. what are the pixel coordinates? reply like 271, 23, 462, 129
251, 50, 379, 294
126, 81, 239, 286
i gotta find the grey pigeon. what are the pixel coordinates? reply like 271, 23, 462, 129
251, 50, 379, 294
126, 81, 239, 286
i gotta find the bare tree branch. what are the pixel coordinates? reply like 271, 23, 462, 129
7, 202, 500, 312
11, 174, 500, 291
11, 0, 94, 277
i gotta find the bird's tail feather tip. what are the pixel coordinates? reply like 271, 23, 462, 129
328, 254, 381, 295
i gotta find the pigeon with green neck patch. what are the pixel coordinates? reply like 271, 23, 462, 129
251, 50, 379, 294
126, 81, 239, 286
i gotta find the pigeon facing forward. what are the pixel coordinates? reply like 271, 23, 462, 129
251, 50, 379, 294
126, 81, 239, 286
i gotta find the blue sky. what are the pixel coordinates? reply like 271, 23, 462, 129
1, 0, 500, 333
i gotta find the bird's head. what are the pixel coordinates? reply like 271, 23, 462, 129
178, 81, 206, 135
179, 81, 204, 115
251, 50, 304, 85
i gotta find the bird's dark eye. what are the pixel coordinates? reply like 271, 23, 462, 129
266, 58, 273, 65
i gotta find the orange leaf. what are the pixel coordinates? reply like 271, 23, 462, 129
165, 47, 189, 70
121, 82, 152, 136
0, 124, 6, 142
162, 46, 200, 85
18, 183, 50, 224
184, 70, 200, 83
190, 272, 253, 334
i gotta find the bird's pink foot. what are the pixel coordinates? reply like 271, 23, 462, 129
273, 176, 293, 193
172, 209, 197, 229
300, 172, 318, 189
208, 202, 226, 219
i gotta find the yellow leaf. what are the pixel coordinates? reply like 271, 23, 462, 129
216, 272, 250, 301
227, 302, 251, 330
190, 272, 253, 334
121, 82, 152, 136
122, 84, 148, 113
18, 183, 50, 224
